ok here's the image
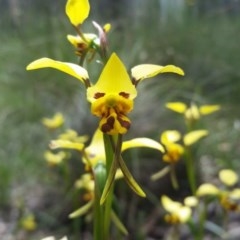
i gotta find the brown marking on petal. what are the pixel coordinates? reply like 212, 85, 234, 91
119, 92, 130, 99
101, 116, 115, 133
117, 116, 131, 130
94, 92, 105, 99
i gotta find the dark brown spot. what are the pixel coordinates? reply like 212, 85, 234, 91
117, 116, 131, 130
101, 116, 115, 133
119, 92, 130, 99
94, 92, 105, 99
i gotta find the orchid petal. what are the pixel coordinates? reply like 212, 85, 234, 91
219, 169, 238, 187
184, 196, 198, 207
200, 105, 221, 115
161, 130, 181, 144
131, 64, 184, 82
166, 102, 187, 114
84, 129, 105, 166
65, 0, 90, 26
196, 183, 220, 196
183, 130, 208, 146
230, 188, 240, 199
177, 206, 192, 223
161, 195, 182, 213
122, 137, 164, 153
50, 140, 84, 151
26, 58, 89, 83
87, 53, 137, 102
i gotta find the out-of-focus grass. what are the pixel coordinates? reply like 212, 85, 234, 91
1, 1, 240, 238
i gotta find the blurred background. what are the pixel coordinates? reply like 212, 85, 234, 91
1, 0, 240, 239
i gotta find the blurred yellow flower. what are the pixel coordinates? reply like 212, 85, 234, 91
166, 102, 220, 122
161, 131, 183, 164
20, 213, 37, 231
67, 33, 98, 56
75, 173, 95, 201
42, 112, 64, 129
161, 195, 192, 224
160, 130, 208, 164
196, 169, 240, 212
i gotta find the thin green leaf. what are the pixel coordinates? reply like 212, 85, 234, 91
100, 158, 118, 205
118, 155, 146, 197
111, 210, 128, 236
68, 199, 93, 218
151, 166, 170, 181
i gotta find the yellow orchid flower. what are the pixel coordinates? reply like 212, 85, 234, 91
160, 130, 183, 163
20, 213, 37, 231
65, 0, 90, 27
42, 112, 64, 129
160, 129, 208, 163
27, 53, 184, 135
75, 173, 95, 201
196, 169, 240, 212
67, 22, 111, 59
152, 130, 208, 190
67, 33, 99, 56
166, 102, 220, 122
161, 195, 192, 224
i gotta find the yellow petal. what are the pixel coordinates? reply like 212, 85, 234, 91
42, 112, 64, 129
177, 206, 191, 223
166, 102, 187, 114
87, 53, 137, 102
185, 103, 200, 120
103, 23, 111, 32
184, 196, 198, 207
219, 169, 238, 187
161, 195, 182, 213
50, 140, 84, 151
131, 64, 184, 82
122, 138, 164, 153
58, 129, 88, 143
161, 130, 181, 144
26, 58, 89, 83
67, 33, 97, 47
183, 130, 208, 146
84, 129, 105, 166
44, 151, 67, 165
65, 0, 90, 26
229, 188, 240, 199
199, 105, 221, 115
196, 183, 220, 197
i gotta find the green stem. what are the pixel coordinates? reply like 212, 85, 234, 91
102, 134, 118, 239
93, 184, 104, 240
185, 148, 196, 194
170, 164, 179, 190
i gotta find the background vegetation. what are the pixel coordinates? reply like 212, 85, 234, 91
1, 0, 240, 239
